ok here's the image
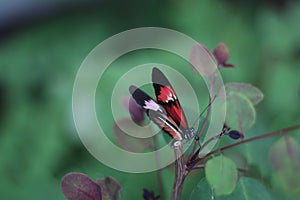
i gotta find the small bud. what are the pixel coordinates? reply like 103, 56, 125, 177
213, 42, 234, 68
228, 130, 243, 140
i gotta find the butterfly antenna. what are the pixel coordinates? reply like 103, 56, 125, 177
191, 95, 216, 128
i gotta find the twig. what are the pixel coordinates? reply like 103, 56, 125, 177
188, 123, 300, 167
187, 95, 213, 162
198, 133, 221, 154
153, 135, 164, 199
188, 71, 217, 163
171, 141, 186, 200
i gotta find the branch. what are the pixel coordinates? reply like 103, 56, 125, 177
171, 141, 186, 200
188, 123, 300, 167
188, 72, 217, 163
187, 95, 213, 162
153, 135, 164, 199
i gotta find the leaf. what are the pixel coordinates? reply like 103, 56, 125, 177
121, 96, 145, 124
96, 177, 122, 200
205, 155, 238, 196
269, 136, 300, 193
189, 178, 214, 200
225, 82, 264, 105
225, 92, 256, 132
113, 118, 153, 152
225, 152, 248, 172
61, 172, 102, 200
190, 177, 271, 200
189, 43, 218, 77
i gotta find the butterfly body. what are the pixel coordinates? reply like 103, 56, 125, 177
129, 68, 194, 141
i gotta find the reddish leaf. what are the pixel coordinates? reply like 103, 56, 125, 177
269, 136, 300, 193
61, 172, 102, 200
190, 43, 218, 77
225, 92, 256, 132
96, 177, 122, 200
121, 96, 145, 124
225, 82, 264, 105
113, 118, 153, 152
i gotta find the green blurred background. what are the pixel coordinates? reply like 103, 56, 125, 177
0, 0, 300, 199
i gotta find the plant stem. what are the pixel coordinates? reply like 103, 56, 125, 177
188, 123, 300, 168
153, 135, 164, 199
171, 141, 186, 200
188, 95, 213, 162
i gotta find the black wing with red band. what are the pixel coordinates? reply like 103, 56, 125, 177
129, 85, 183, 140
152, 68, 189, 129
129, 68, 193, 141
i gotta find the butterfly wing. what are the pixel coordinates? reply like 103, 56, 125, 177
129, 85, 163, 114
129, 85, 183, 140
152, 67, 189, 129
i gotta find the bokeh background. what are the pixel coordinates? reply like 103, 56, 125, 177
0, 0, 300, 199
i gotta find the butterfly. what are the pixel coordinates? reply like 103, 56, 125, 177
129, 67, 195, 141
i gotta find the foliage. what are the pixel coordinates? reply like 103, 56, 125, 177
0, 0, 300, 199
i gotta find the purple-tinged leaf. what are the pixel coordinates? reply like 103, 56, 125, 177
213, 42, 234, 68
225, 83, 264, 105
96, 177, 122, 200
225, 92, 255, 132
113, 118, 153, 152
61, 172, 102, 200
190, 43, 218, 77
121, 96, 145, 124
269, 136, 300, 193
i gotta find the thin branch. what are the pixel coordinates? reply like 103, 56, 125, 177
188, 123, 300, 168
198, 133, 221, 154
153, 135, 164, 199
171, 141, 186, 200
190, 163, 206, 171
197, 95, 213, 141
188, 72, 217, 163
188, 95, 213, 162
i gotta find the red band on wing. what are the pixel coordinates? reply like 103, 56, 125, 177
164, 101, 188, 129
157, 86, 176, 102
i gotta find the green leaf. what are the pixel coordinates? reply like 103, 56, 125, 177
205, 155, 238, 196
226, 92, 256, 132
225, 82, 264, 105
190, 177, 271, 200
269, 136, 300, 193
189, 178, 214, 200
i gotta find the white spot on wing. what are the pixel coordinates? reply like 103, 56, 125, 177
144, 100, 161, 111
